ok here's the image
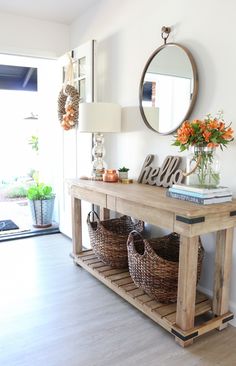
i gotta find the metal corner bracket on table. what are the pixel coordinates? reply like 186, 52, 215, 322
176, 215, 205, 224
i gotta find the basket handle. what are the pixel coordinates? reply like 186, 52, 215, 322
87, 210, 100, 224
127, 230, 143, 242
127, 230, 146, 256
128, 230, 157, 258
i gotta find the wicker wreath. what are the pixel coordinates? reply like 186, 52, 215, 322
58, 84, 80, 130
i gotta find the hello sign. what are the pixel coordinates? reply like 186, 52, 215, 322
137, 154, 184, 188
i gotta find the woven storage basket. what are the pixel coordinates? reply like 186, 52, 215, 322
127, 231, 204, 303
87, 211, 144, 268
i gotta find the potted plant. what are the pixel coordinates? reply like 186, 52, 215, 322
27, 180, 55, 228
118, 166, 129, 180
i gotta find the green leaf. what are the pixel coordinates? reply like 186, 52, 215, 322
180, 145, 187, 152
27, 183, 54, 200
172, 141, 181, 146
118, 166, 129, 172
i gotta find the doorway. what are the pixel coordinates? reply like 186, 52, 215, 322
0, 53, 60, 240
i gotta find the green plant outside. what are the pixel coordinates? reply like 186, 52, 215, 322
6, 185, 28, 198
28, 135, 39, 153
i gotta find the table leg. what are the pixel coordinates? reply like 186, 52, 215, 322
71, 195, 82, 256
213, 228, 234, 330
175, 235, 199, 347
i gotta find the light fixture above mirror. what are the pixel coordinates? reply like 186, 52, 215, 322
139, 26, 198, 135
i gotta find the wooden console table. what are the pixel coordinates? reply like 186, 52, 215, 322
69, 179, 236, 347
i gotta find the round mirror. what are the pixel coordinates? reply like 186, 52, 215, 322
139, 43, 198, 134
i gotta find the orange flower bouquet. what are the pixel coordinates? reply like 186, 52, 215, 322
173, 111, 234, 151
173, 112, 234, 187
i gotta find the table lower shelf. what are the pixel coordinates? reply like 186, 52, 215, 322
74, 250, 234, 344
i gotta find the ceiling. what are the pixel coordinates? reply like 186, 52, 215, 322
0, 0, 98, 24
0, 0, 98, 90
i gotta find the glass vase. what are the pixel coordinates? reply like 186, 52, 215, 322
186, 146, 220, 188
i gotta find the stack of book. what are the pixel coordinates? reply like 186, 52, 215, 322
167, 184, 233, 205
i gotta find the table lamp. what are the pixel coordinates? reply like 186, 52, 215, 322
79, 102, 121, 180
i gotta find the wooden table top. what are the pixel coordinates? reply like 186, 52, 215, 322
69, 179, 236, 218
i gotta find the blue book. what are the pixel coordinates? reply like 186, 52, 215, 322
169, 187, 232, 199
166, 190, 232, 205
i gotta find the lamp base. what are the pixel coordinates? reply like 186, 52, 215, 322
91, 133, 107, 180
92, 169, 105, 181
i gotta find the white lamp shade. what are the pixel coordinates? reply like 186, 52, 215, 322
79, 102, 121, 133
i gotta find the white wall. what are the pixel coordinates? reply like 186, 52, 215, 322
70, 0, 236, 324
0, 12, 69, 57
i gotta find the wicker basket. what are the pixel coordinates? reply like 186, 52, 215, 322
127, 231, 204, 303
87, 211, 144, 268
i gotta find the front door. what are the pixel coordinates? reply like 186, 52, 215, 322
59, 40, 95, 238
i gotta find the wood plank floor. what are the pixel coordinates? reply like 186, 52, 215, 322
74, 249, 216, 341
0, 233, 236, 366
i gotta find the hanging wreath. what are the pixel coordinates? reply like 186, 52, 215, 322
58, 53, 80, 131
58, 84, 80, 130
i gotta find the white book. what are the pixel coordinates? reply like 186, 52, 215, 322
172, 184, 231, 195
203, 196, 233, 204
169, 187, 233, 199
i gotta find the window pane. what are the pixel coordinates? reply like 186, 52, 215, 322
78, 57, 86, 78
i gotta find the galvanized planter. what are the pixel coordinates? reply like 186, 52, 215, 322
28, 196, 55, 228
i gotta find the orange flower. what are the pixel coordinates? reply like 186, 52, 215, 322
179, 121, 194, 136
178, 134, 189, 144
173, 112, 234, 151
222, 127, 234, 140
207, 142, 219, 148
199, 122, 207, 131
203, 130, 211, 142
209, 119, 219, 129
218, 122, 225, 131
